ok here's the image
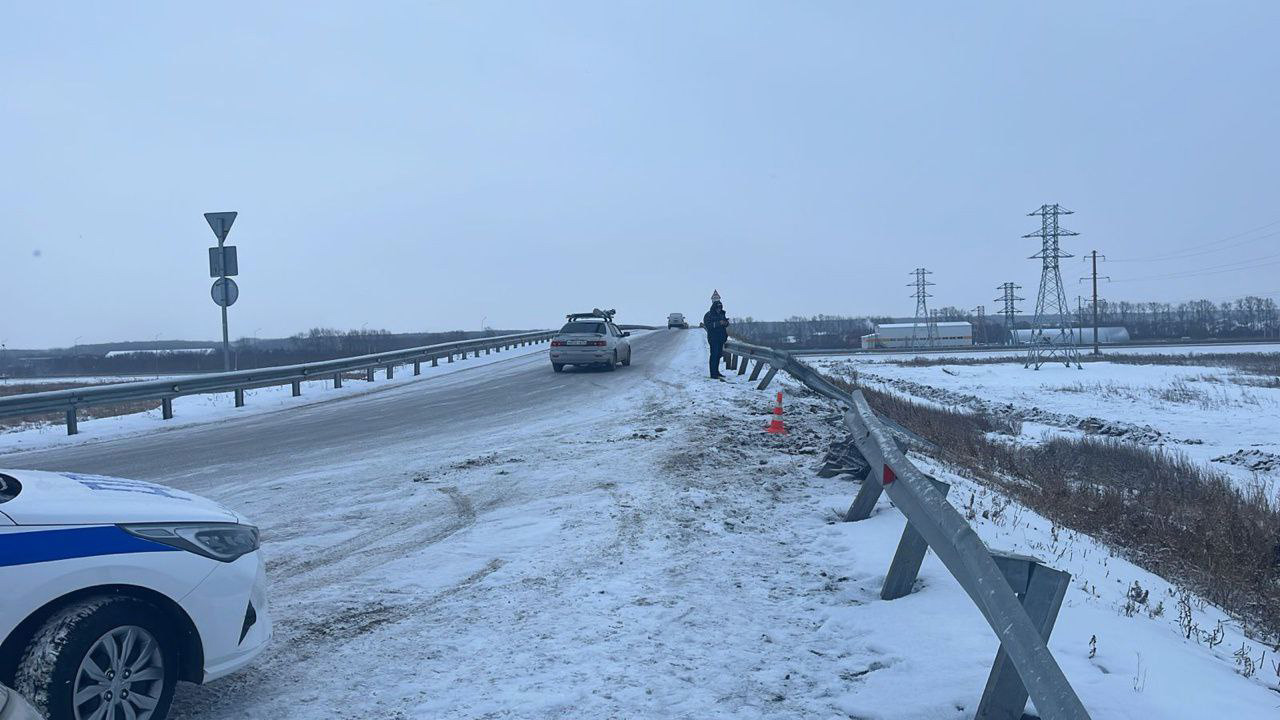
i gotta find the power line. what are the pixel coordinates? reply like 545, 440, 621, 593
1108, 219, 1280, 263
1110, 256, 1280, 284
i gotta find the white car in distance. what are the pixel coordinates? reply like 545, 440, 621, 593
0, 470, 270, 720
549, 309, 632, 372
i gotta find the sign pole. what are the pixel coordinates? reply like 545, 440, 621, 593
220, 236, 231, 370
204, 212, 239, 371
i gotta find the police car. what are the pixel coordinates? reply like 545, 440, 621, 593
0, 469, 270, 720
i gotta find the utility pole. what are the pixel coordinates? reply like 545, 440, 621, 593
972, 305, 986, 345
1024, 204, 1081, 370
995, 282, 1024, 346
1078, 250, 1109, 356
908, 268, 935, 349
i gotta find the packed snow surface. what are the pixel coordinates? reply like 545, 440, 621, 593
7, 333, 1277, 716
144, 334, 1278, 717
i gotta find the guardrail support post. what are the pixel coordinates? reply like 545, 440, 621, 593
66, 407, 78, 435
844, 464, 884, 521
881, 476, 950, 600
431, 357, 438, 367
291, 381, 301, 397
234, 389, 245, 407
737, 355, 748, 375
386, 365, 394, 380
755, 365, 778, 390
333, 373, 343, 388
447, 353, 454, 363
414, 361, 421, 375
748, 360, 763, 381
976, 553, 1073, 720
161, 398, 173, 420
366, 368, 375, 382
485, 347, 491, 355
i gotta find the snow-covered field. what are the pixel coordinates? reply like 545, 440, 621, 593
825, 341, 1280, 365
143, 334, 1277, 718
812, 351, 1280, 495
0, 342, 553, 453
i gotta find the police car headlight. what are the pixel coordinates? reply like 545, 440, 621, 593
121, 523, 260, 563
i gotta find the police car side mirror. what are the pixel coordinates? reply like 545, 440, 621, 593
622, 332, 631, 337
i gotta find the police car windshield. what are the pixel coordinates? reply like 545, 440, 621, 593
560, 322, 606, 334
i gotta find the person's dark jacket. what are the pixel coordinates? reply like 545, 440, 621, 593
703, 305, 729, 342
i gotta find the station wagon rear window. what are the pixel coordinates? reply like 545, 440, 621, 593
559, 322, 605, 334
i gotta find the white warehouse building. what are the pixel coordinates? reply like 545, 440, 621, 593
861, 321, 972, 350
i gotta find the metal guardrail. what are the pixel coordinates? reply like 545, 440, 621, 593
0, 331, 556, 436
723, 338, 1090, 720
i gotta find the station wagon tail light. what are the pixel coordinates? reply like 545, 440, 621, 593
122, 522, 260, 562
588, 340, 607, 346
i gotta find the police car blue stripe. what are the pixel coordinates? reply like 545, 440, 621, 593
0, 526, 179, 568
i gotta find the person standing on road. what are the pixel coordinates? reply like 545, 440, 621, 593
703, 290, 730, 379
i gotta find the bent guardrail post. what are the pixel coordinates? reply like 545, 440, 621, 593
977, 552, 1072, 720
847, 392, 1089, 719
748, 360, 763, 381
881, 474, 950, 600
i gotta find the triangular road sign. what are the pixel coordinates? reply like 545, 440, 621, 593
204, 212, 238, 243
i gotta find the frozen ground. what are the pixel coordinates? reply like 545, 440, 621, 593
813, 351, 1280, 495
0, 340, 554, 454
823, 341, 1280, 364
143, 334, 1276, 718
7, 332, 1277, 717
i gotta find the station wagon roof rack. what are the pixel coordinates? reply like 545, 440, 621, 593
566, 308, 616, 322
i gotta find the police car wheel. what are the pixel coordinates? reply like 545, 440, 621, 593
15, 596, 178, 720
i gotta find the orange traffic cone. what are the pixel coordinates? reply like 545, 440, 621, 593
765, 391, 788, 434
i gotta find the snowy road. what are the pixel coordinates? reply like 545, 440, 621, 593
0, 329, 685, 482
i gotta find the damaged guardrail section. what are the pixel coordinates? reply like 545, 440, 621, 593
724, 339, 1090, 720
0, 331, 556, 436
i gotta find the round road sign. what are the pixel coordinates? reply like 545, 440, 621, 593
211, 277, 239, 307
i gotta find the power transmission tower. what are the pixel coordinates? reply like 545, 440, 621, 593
971, 305, 985, 345
1078, 250, 1109, 355
1024, 204, 1082, 369
908, 268, 935, 348
994, 282, 1023, 345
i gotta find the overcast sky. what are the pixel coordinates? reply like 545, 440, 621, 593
3, 1, 1279, 347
